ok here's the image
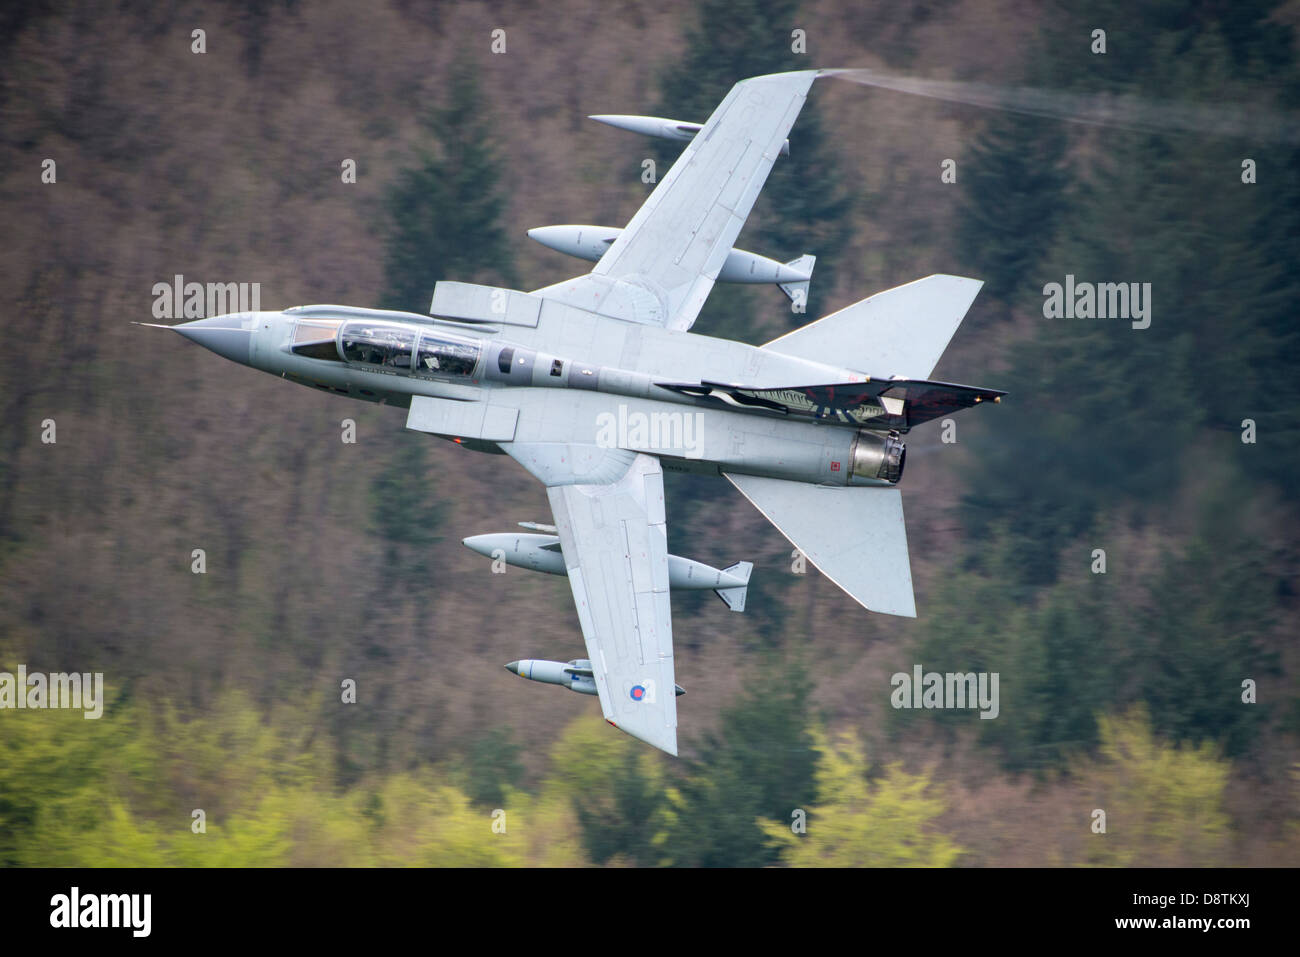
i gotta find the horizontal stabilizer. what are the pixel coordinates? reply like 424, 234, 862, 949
762, 274, 983, 379
714, 560, 753, 612
726, 475, 915, 617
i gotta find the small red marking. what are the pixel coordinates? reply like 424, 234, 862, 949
830, 461, 841, 471
453, 437, 462, 444
607, 720, 619, 728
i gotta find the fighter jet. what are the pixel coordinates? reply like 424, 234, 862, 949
149, 70, 1004, 756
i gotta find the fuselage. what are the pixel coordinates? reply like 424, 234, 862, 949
179, 304, 906, 488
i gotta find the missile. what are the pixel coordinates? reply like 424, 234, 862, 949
588, 113, 790, 156
465, 527, 753, 612
506, 658, 684, 697
527, 225, 814, 297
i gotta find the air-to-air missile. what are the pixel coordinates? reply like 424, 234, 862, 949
464, 522, 752, 612
527, 225, 815, 303
505, 658, 685, 697
587, 113, 791, 156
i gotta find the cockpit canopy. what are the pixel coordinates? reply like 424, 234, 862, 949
415, 334, 480, 376
334, 322, 481, 378
341, 323, 415, 369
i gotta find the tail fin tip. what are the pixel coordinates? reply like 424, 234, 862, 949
763, 273, 983, 380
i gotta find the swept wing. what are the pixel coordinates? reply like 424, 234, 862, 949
522, 449, 678, 755
532, 71, 819, 331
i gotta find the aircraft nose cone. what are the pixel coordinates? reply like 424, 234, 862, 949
174, 315, 253, 365
505, 661, 521, 676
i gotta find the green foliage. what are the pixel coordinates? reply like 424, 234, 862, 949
914, 483, 1279, 772
953, 112, 1069, 305
956, 10, 1300, 570
546, 715, 672, 866
0, 687, 543, 867
911, 562, 1121, 772
661, 662, 818, 866
0, 690, 134, 867
1080, 706, 1231, 866
576, 749, 669, 866
381, 67, 515, 313
368, 440, 446, 581
462, 725, 525, 809
1133, 509, 1279, 756
364, 775, 528, 867
763, 726, 961, 866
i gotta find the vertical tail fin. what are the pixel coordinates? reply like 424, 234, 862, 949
763, 273, 982, 379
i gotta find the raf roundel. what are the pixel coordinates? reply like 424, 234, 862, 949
629, 684, 647, 702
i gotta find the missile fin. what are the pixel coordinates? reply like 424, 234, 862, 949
714, 560, 753, 613
518, 521, 558, 533
778, 254, 816, 310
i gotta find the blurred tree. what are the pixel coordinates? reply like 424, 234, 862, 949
915, 465, 1284, 771
511, 783, 588, 868
2, 686, 554, 867
576, 749, 669, 866
367, 775, 528, 866
1080, 706, 1231, 866
958, 15, 1300, 584
462, 725, 525, 809
368, 440, 446, 582
1013, 585, 1118, 766
546, 716, 671, 866
662, 662, 817, 866
763, 726, 961, 866
909, 562, 1122, 773
381, 68, 516, 313
1134, 514, 1279, 756
0, 688, 131, 867
953, 112, 1069, 306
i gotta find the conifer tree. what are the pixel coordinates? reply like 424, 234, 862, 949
381, 68, 515, 313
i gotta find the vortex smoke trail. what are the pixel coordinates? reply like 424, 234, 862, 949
823, 68, 1300, 144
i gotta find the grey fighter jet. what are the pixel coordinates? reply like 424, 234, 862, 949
148, 70, 1003, 755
